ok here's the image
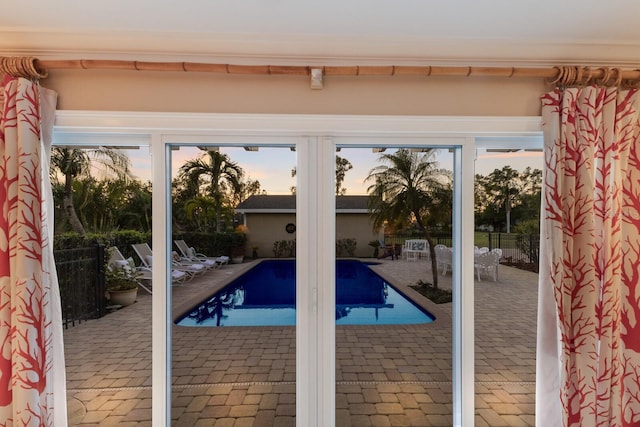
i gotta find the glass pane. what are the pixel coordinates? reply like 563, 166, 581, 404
334, 146, 454, 426
170, 146, 297, 425
474, 148, 542, 426
61, 146, 154, 424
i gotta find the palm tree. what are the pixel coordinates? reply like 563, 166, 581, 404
184, 196, 217, 232
119, 180, 152, 232
335, 155, 353, 195
290, 155, 353, 195
178, 150, 243, 232
51, 147, 132, 235
366, 149, 448, 289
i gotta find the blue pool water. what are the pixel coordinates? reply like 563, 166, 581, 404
176, 260, 435, 327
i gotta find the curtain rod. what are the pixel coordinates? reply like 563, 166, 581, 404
2, 57, 640, 86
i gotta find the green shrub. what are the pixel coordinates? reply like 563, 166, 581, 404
53, 232, 92, 250
273, 239, 296, 258
111, 230, 152, 259
513, 220, 540, 264
336, 238, 357, 257
53, 230, 151, 260
54, 230, 247, 260
172, 231, 246, 257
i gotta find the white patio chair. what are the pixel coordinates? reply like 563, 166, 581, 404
474, 251, 500, 282
435, 245, 453, 276
489, 248, 502, 279
404, 239, 430, 262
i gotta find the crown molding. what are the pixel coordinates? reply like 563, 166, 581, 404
2, 29, 640, 68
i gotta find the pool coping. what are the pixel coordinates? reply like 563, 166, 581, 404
369, 261, 451, 329
172, 259, 258, 322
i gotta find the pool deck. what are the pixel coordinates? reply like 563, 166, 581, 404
64, 258, 538, 426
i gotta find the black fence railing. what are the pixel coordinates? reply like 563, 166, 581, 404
387, 232, 540, 268
54, 244, 106, 329
487, 232, 539, 265
386, 234, 454, 248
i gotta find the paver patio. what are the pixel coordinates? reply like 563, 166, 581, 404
64, 257, 538, 426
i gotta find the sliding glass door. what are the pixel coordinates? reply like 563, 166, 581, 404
53, 112, 540, 426
332, 144, 457, 426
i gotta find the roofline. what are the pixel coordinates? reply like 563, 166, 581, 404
236, 209, 296, 214
237, 209, 370, 214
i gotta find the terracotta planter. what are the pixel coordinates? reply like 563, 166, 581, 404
107, 288, 138, 307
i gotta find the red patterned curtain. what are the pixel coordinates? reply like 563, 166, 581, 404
0, 75, 66, 425
537, 86, 640, 426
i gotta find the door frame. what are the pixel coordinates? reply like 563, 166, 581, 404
53, 111, 542, 427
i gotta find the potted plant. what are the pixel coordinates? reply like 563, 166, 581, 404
105, 264, 140, 307
231, 227, 248, 264
231, 246, 245, 264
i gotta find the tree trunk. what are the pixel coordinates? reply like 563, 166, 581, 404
63, 173, 86, 236
215, 196, 222, 232
424, 232, 439, 289
63, 193, 86, 236
416, 217, 438, 289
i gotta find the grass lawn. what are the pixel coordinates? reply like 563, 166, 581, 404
474, 232, 490, 247
474, 232, 524, 249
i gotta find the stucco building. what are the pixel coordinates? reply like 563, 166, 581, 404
236, 194, 379, 258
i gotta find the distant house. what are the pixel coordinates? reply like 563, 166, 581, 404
235, 195, 380, 258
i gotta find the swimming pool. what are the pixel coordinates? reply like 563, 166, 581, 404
176, 260, 435, 326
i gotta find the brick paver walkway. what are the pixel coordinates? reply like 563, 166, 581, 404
64, 258, 538, 426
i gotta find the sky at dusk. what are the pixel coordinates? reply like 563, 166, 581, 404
124, 146, 543, 195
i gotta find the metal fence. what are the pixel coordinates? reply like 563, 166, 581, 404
386, 234, 454, 248
388, 232, 540, 266
54, 244, 106, 328
487, 232, 539, 265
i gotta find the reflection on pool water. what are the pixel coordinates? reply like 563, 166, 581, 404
176, 260, 435, 327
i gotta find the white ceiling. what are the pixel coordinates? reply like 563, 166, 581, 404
2, 0, 640, 66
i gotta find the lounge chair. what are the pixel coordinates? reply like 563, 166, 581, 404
172, 250, 219, 270
377, 240, 397, 260
174, 239, 229, 267
107, 246, 153, 293
132, 243, 206, 280
108, 246, 189, 290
